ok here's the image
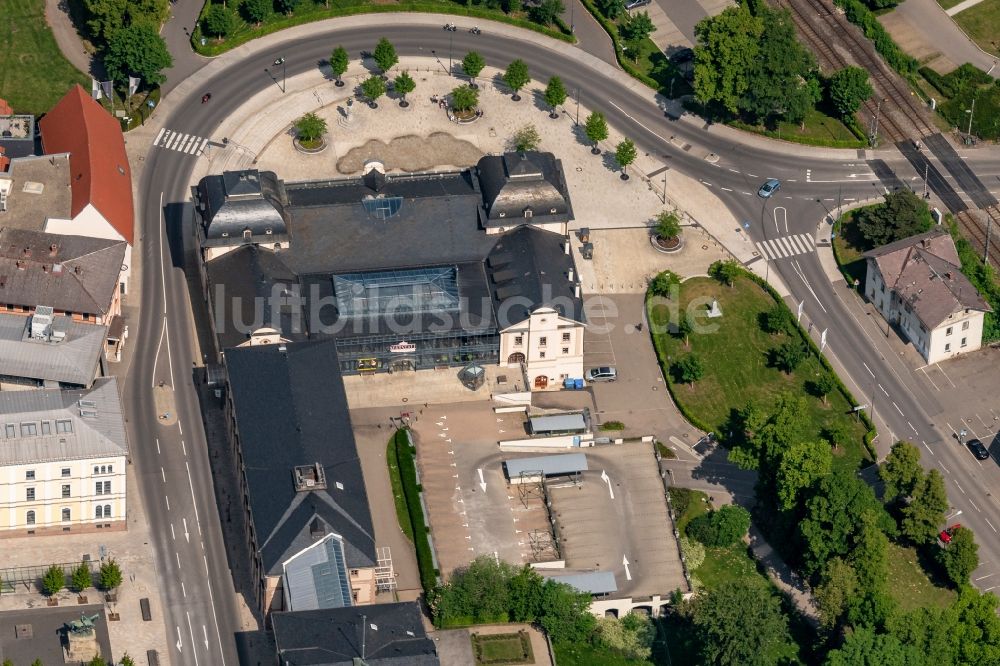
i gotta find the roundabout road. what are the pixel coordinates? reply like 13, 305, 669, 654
132, 18, 1000, 664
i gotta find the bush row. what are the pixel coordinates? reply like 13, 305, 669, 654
575, 0, 661, 89
833, 0, 918, 76
393, 429, 439, 595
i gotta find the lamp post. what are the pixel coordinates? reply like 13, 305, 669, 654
870, 98, 886, 148
966, 95, 977, 137
449, 33, 454, 75
273, 57, 286, 93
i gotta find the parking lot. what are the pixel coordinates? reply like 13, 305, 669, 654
549, 443, 686, 597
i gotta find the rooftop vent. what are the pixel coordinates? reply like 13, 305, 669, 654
293, 463, 327, 492
22, 181, 43, 194
309, 517, 326, 539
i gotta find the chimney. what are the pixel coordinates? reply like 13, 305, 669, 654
48, 243, 57, 256
74, 265, 81, 275
944, 271, 952, 280
21, 246, 30, 258
15, 259, 24, 270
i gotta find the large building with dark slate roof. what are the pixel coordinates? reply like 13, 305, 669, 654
198, 152, 585, 390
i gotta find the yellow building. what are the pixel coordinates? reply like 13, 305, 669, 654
0, 377, 128, 536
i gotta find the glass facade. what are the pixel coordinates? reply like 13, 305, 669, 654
335, 329, 499, 375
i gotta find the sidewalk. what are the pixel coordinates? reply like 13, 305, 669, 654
44, 0, 99, 78
886, 0, 999, 76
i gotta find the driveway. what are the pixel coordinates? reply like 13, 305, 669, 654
883, 0, 999, 76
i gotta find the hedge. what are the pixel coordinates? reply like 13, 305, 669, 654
576, 0, 660, 89
947, 218, 1000, 342
832, 0, 918, 77
393, 429, 439, 596
193, 3, 574, 57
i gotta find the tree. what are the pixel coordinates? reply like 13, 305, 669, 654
594, 0, 624, 20
98, 559, 123, 592
730, 392, 810, 471
857, 190, 934, 247
691, 581, 791, 666
512, 124, 541, 151
815, 557, 859, 630
503, 59, 531, 100
761, 303, 794, 335
538, 579, 595, 642
462, 51, 486, 86
826, 626, 923, 665
675, 315, 694, 348
649, 269, 681, 299
294, 113, 327, 143
901, 469, 949, 545
393, 71, 416, 106
508, 565, 544, 622
71, 562, 92, 594
828, 66, 873, 118
544, 76, 568, 117
775, 440, 832, 510
41, 565, 65, 597
242, 0, 273, 25
770, 340, 806, 374
938, 526, 979, 587
330, 46, 349, 86
614, 139, 637, 179
437, 556, 516, 623
103, 22, 174, 86
693, 6, 764, 115
709, 259, 740, 287
450, 85, 479, 112
687, 505, 751, 547
672, 353, 704, 387
373, 37, 398, 75
808, 374, 837, 406
361, 76, 387, 107
584, 111, 608, 154
529, 0, 565, 25
119, 655, 136, 666
276, 0, 301, 15
83, 0, 169, 45
620, 11, 656, 43
87, 657, 107, 666
655, 210, 681, 241
881, 441, 924, 505
848, 512, 896, 628
595, 613, 655, 660
203, 5, 237, 38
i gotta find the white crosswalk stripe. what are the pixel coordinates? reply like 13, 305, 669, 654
756, 233, 816, 260
153, 129, 209, 156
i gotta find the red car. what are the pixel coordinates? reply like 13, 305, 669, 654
939, 524, 962, 544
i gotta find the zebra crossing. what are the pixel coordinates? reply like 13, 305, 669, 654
153, 128, 209, 156
756, 233, 816, 260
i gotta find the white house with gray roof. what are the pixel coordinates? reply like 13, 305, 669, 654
0, 377, 128, 536
864, 229, 991, 364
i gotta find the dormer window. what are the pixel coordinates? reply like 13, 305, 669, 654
524, 209, 533, 218
550, 208, 557, 213
221, 232, 229, 237
499, 212, 506, 218
265, 228, 273, 235
243, 229, 252, 241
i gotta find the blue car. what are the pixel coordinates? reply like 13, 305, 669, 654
757, 178, 780, 198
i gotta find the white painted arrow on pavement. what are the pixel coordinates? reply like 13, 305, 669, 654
600, 470, 615, 500
183, 518, 190, 543
478, 468, 487, 492
623, 555, 632, 581
176, 626, 183, 652
203, 624, 210, 650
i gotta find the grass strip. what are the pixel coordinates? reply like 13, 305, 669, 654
392, 429, 439, 594
386, 430, 415, 542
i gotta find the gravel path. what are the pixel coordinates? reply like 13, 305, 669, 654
336, 131, 484, 174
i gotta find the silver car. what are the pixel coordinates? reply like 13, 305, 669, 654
585, 366, 618, 382
757, 178, 781, 198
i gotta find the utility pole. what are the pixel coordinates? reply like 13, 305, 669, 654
449, 33, 454, 74
575, 88, 580, 126
967, 95, 977, 137
986, 214, 993, 266
870, 98, 885, 148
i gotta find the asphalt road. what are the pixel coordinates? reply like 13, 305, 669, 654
135, 20, 1000, 664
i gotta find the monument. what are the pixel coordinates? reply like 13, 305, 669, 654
707, 299, 723, 319
63, 613, 102, 663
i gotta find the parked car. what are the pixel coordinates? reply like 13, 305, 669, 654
670, 48, 695, 64
757, 178, 781, 198
625, 0, 651, 8
966, 438, 990, 460
939, 524, 962, 544
585, 366, 618, 382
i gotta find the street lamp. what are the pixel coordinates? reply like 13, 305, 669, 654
449, 33, 454, 75
965, 95, 977, 138
870, 98, 887, 148
270, 57, 287, 93
959, 428, 968, 445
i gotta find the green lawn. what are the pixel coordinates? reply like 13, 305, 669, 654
937, 0, 966, 9
0, 0, 88, 115
731, 107, 864, 148
386, 430, 415, 543
472, 632, 534, 665
553, 640, 651, 666
954, 0, 1000, 57
649, 275, 872, 473
832, 209, 874, 286
886, 543, 956, 612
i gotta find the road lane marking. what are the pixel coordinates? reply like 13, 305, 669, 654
971, 499, 981, 512
181, 581, 187, 597
165, 495, 170, 510
863, 362, 874, 377
721, 187, 733, 191
790, 260, 828, 313
156, 439, 161, 454
908, 422, 918, 435
176, 626, 183, 653
187, 612, 200, 666
161, 467, 166, 483
879, 384, 888, 396
940, 463, 951, 475
606, 100, 670, 144
922, 441, 934, 456
976, 573, 995, 581
986, 518, 998, 533
159, 192, 167, 314
176, 552, 181, 568
186, 461, 203, 535
178, 421, 183, 436
893, 401, 904, 416
956, 480, 967, 495
171, 523, 175, 540
182, 440, 186, 456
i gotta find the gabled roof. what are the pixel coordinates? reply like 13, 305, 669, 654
0, 312, 106, 386
477, 152, 572, 227
865, 228, 991, 328
0, 99, 12, 116
0, 228, 126, 315
0, 377, 128, 465
225, 341, 376, 576
38, 85, 134, 245
272, 602, 440, 666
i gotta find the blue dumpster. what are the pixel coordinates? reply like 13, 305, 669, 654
563, 378, 576, 389
574, 378, 584, 390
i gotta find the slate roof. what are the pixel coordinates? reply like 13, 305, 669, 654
476, 152, 572, 228
0, 312, 105, 386
205, 244, 303, 350
38, 85, 134, 244
0, 227, 126, 316
225, 341, 376, 576
0, 377, 128, 465
865, 228, 991, 329
272, 601, 440, 666
199, 169, 289, 247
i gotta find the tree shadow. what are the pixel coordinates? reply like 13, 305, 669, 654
601, 150, 621, 175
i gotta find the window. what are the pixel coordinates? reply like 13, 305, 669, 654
539, 351, 546, 359
61, 468, 70, 477
104, 504, 111, 518
107, 465, 112, 474
945, 343, 951, 352
26, 487, 35, 501
20, 423, 36, 437
100, 465, 107, 474
539, 337, 547, 347
26, 510, 35, 525
946, 326, 953, 336
62, 508, 71, 522
961, 337, 968, 348
82, 313, 90, 321
562, 347, 569, 355
95, 506, 103, 519
95, 482, 103, 496
55, 420, 72, 434
103, 481, 111, 494
562, 332, 571, 342
41, 421, 51, 436
243, 229, 252, 240
350, 569, 360, 576
5, 424, 15, 438
880, 283, 885, 293
963, 320, 970, 330
514, 335, 523, 346
25, 470, 35, 481
93, 466, 99, 475
62, 484, 71, 498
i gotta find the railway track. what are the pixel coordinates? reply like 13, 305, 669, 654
956, 207, 1000, 268
774, 0, 937, 143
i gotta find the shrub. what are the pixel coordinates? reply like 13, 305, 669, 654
687, 505, 751, 547
679, 535, 705, 571
761, 303, 794, 335
203, 5, 237, 38
599, 420, 625, 431
770, 340, 807, 374
41, 565, 65, 597
394, 432, 438, 595
511, 124, 541, 151
294, 112, 327, 143
98, 559, 122, 592
71, 562, 92, 594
